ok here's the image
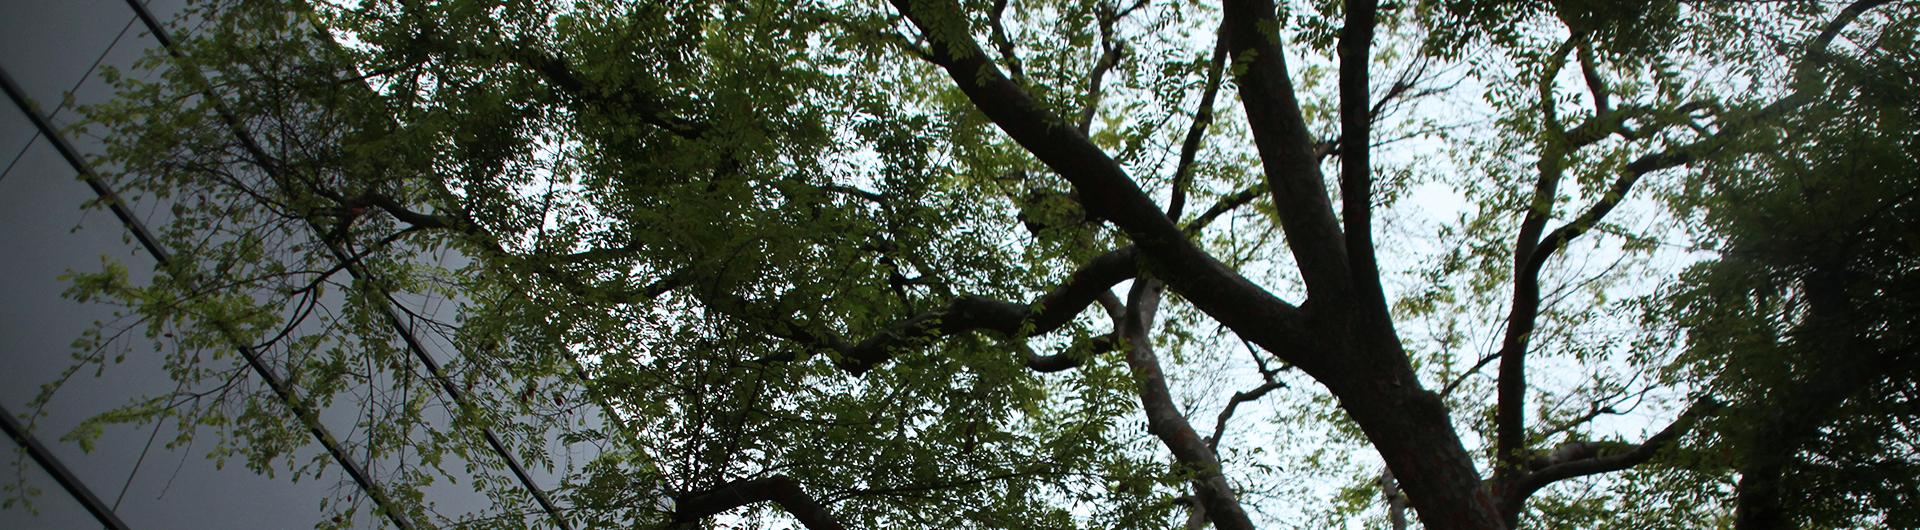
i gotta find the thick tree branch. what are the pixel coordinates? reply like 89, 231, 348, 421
1338, 0, 1387, 315
1505, 400, 1716, 507
887, 2, 1504, 528
1575, 42, 1611, 116
1493, 38, 1577, 492
673, 475, 848, 530
1013, 333, 1117, 372
1218, 4, 1505, 529
1221, 0, 1353, 303
1116, 277, 1259, 530
753, 246, 1140, 374
884, 0, 1312, 370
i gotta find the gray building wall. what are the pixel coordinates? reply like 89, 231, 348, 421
2, 1, 602, 527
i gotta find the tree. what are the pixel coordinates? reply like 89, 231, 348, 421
40, 0, 1916, 528
1645, 22, 1920, 528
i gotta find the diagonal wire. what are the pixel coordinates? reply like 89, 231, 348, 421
2, 60, 423, 530
0, 14, 137, 186
119, 0, 576, 526
1, 403, 133, 530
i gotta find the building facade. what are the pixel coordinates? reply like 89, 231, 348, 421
2, 1, 601, 527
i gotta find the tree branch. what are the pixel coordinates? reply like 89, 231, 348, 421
1013, 333, 1117, 372
1076, 0, 1142, 133
1182, 182, 1266, 235
1208, 380, 1285, 452
1168, 31, 1229, 221
755, 246, 1140, 374
402, 7, 705, 138
1338, 0, 1386, 314
1116, 277, 1258, 530
1382, 467, 1410, 530
1493, 38, 1578, 490
1221, 0, 1353, 303
1575, 42, 1611, 116
504, 48, 708, 138
884, 0, 1312, 371
1529, 0, 1891, 271
1181, 143, 1336, 235
348, 191, 456, 230
1505, 400, 1717, 507
1489, 2, 1884, 492
673, 475, 848, 530
988, 0, 1027, 84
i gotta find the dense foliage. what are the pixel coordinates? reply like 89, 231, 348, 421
32, 0, 1918, 528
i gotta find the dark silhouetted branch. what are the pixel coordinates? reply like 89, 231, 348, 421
674, 475, 848, 530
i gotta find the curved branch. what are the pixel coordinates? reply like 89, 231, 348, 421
1016, 333, 1117, 372
674, 475, 848, 530
1076, 2, 1129, 133
1493, 38, 1577, 489
842, 245, 1137, 372
754, 246, 1140, 374
1208, 381, 1286, 452
1576, 42, 1611, 116
1492, 4, 1889, 504
1506, 400, 1716, 507
1533, 0, 1893, 268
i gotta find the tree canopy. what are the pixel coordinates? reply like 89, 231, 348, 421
36, 0, 1920, 528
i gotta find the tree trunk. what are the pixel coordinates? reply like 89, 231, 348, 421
1326, 337, 1505, 530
